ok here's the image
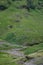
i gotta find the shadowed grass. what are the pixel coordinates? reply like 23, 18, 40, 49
23, 43, 43, 55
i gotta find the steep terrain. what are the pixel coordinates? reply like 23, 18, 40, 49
0, 0, 43, 65
0, 0, 43, 45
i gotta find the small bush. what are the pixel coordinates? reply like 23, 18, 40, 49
5, 33, 16, 43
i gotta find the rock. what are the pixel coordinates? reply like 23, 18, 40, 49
0, 5, 7, 11
8, 25, 13, 29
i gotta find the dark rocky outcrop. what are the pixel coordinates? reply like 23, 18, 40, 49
0, 5, 8, 11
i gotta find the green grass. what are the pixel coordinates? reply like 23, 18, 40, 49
23, 43, 43, 55
0, 0, 43, 45
0, 52, 18, 65
0, 44, 13, 50
0, 43, 23, 50
0, 1, 43, 65
0, 9, 43, 45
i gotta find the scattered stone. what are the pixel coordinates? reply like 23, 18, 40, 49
25, 56, 33, 60
8, 25, 13, 29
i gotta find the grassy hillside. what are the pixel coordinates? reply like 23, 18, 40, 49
23, 43, 43, 55
0, 0, 43, 65
0, 0, 43, 45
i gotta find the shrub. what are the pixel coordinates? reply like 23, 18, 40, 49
5, 33, 16, 43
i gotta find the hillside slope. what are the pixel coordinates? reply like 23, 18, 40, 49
0, 0, 43, 45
